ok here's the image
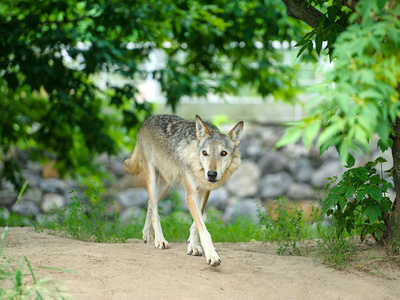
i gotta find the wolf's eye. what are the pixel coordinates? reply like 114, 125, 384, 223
221, 151, 227, 157
202, 150, 208, 156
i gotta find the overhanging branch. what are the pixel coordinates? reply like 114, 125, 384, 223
281, 0, 323, 28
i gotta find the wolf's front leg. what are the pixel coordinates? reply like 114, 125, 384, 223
187, 190, 212, 256
187, 222, 202, 256
185, 188, 220, 267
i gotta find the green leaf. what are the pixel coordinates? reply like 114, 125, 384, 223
359, 88, 382, 100
353, 167, 369, 181
317, 118, 345, 149
338, 196, 347, 209
322, 194, 338, 213
344, 154, 355, 168
365, 203, 381, 223
374, 157, 387, 164
367, 185, 383, 203
315, 34, 323, 55
275, 127, 302, 148
330, 184, 345, 195
327, 6, 338, 22
302, 121, 320, 147
307, 41, 313, 55
296, 43, 308, 58
345, 185, 356, 199
357, 188, 367, 202
346, 221, 355, 234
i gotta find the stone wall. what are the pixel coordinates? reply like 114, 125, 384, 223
0, 123, 394, 224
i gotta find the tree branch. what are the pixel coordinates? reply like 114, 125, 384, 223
281, 0, 323, 28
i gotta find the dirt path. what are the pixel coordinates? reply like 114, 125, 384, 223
2, 227, 400, 299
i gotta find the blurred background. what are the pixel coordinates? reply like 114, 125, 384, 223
0, 0, 396, 229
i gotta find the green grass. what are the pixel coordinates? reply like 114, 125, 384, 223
206, 208, 263, 242
36, 191, 265, 244
257, 197, 325, 256
6, 187, 393, 272
313, 224, 359, 269
0, 209, 36, 227
37, 192, 130, 243
0, 227, 65, 299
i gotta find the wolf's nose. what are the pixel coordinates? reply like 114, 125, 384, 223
207, 171, 217, 180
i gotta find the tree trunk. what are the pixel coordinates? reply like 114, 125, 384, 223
388, 117, 400, 252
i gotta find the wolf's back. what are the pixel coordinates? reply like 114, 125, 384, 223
124, 146, 142, 174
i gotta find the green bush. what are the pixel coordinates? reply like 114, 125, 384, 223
322, 157, 393, 241
257, 197, 322, 255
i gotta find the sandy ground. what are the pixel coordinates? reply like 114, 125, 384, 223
2, 227, 400, 300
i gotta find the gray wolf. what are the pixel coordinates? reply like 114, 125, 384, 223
124, 114, 243, 267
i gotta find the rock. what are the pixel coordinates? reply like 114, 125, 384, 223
259, 127, 281, 148
12, 200, 41, 216
260, 172, 293, 199
117, 188, 148, 208
225, 161, 260, 198
280, 143, 309, 160
22, 169, 41, 187
311, 160, 344, 188
0, 190, 17, 207
119, 207, 145, 223
289, 158, 313, 183
259, 151, 288, 174
0, 208, 10, 220
208, 187, 229, 211
245, 139, 263, 160
42, 162, 59, 178
223, 199, 263, 224
41, 193, 65, 213
108, 158, 126, 178
22, 188, 42, 204
286, 183, 316, 200
40, 179, 66, 195
159, 198, 176, 215
319, 147, 341, 161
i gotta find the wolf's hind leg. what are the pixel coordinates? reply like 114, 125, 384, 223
142, 204, 153, 243
145, 165, 170, 249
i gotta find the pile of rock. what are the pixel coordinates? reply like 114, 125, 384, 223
0, 123, 393, 224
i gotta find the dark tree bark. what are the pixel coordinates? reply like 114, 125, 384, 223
281, 0, 323, 28
389, 118, 400, 250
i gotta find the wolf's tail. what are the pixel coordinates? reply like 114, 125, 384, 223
124, 147, 142, 174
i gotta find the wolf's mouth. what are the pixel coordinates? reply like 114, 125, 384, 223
208, 179, 218, 183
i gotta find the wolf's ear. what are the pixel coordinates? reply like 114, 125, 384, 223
195, 115, 210, 140
228, 121, 244, 148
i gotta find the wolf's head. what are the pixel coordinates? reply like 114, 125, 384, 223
195, 115, 244, 183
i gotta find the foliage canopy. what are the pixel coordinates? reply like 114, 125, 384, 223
277, 0, 400, 163
1, 0, 303, 188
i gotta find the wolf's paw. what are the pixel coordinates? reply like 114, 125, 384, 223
142, 229, 153, 244
205, 249, 221, 267
187, 242, 203, 256
154, 239, 169, 250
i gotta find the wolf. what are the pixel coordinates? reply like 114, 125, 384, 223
124, 114, 243, 267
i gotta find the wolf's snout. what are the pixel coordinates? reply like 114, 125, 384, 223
207, 171, 218, 182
